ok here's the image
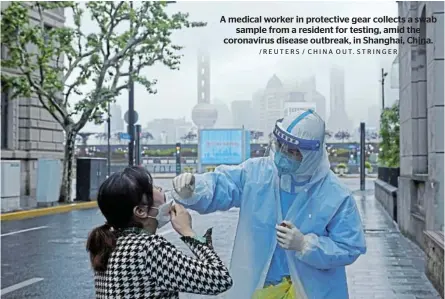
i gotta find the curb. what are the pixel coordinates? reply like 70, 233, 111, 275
0, 201, 98, 221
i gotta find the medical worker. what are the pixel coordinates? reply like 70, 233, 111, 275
171, 109, 366, 299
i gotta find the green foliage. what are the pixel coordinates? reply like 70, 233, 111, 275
365, 161, 372, 169
379, 102, 400, 167
1, 1, 206, 132
336, 163, 347, 169
143, 148, 194, 157
1, 1, 205, 202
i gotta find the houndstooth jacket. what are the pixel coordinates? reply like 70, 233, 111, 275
94, 227, 232, 299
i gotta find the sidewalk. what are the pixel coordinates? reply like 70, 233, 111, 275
346, 189, 441, 299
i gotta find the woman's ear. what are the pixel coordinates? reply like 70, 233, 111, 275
133, 205, 148, 219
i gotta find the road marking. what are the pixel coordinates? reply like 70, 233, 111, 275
1, 226, 48, 237
1, 278, 44, 295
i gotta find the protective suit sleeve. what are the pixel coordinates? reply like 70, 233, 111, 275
175, 161, 249, 214
295, 196, 366, 270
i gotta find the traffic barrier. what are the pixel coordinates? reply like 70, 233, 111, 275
0, 201, 98, 221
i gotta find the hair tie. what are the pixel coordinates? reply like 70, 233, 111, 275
103, 222, 115, 232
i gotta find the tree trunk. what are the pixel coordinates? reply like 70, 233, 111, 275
59, 129, 76, 203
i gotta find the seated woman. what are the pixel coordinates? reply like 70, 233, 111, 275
87, 166, 233, 299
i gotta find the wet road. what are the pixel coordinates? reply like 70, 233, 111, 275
1, 178, 440, 299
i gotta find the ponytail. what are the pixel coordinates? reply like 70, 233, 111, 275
86, 224, 117, 272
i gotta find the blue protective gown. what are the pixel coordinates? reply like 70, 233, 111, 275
175, 157, 366, 299
264, 190, 293, 285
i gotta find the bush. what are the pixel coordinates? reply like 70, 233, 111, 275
379, 102, 400, 167
365, 161, 372, 169
337, 163, 347, 169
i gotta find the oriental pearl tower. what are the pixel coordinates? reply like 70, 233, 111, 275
191, 50, 218, 129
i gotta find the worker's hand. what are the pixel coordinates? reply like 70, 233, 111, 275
276, 221, 306, 251
172, 173, 195, 199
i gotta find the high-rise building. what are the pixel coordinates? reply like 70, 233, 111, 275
145, 118, 193, 143
327, 67, 351, 131
104, 104, 124, 133
257, 74, 288, 134
329, 67, 345, 114
367, 105, 380, 128
213, 99, 232, 128
231, 100, 253, 129
252, 75, 327, 137
298, 76, 327, 121
284, 102, 317, 117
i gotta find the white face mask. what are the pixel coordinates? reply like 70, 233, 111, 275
149, 199, 173, 228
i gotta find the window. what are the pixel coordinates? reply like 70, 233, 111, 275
1, 81, 9, 149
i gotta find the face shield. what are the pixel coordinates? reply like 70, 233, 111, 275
267, 109, 331, 189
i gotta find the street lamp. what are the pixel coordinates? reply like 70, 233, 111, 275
381, 68, 388, 110
107, 102, 111, 176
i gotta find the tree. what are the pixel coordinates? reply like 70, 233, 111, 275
334, 130, 351, 143
140, 131, 154, 144
325, 130, 333, 139
77, 132, 95, 156
1, 2, 205, 202
181, 131, 197, 143
250, 130, 264, 141
95, 132, 107, 144
379, 101, 399, 167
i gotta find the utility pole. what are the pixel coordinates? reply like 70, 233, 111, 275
360, 122, 366, 191
107, 102, 111, 176
381, 68, 388, 110
128, 1, 135, 166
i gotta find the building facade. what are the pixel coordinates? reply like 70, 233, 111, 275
1, 3, 65, 210
397, 0, 444, 235
284, 101, 317, 117
252, 75, 327, 136
389, 1, 443, 295
145, 118, 193, 144
298, 76, 327, 121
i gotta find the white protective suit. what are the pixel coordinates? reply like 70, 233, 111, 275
173, 109, 367, 298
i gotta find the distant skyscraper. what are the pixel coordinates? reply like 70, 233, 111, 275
284, 102, 316, 117
257, 74, 287, 134
328, 67, 351, 130
213, 99, 232, 128
329, 68, 345, 114
104, 104, 124, 133
145, 118, 193, 143
298, 76, 326, 121
231, 100, 253, 129
367, 105, 380, 128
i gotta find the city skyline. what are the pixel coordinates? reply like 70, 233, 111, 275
70, 1, 399, 133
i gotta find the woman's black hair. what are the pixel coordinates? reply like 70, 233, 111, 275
86, 166, 154, 272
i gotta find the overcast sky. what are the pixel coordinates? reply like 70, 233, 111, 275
65, 1, 400, 132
